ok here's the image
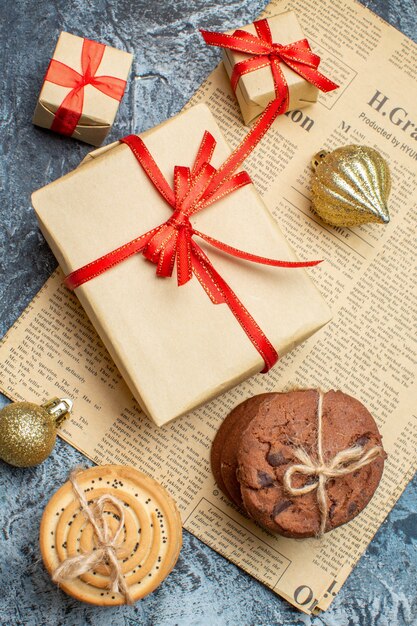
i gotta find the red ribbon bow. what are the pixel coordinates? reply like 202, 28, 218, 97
44, 37, 127, 136
201, 19, 338, 110
64, 111, 321, 372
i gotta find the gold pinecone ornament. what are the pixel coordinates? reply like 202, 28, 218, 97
0, 397, 72, 467
311, 145, 391, 227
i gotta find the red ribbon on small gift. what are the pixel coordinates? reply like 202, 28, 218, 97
201, 19, 338, 112
44, 37, 127, 136
64, 101, 321, 372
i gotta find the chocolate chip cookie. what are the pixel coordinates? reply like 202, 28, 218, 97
212, 390, 386, 538
238, 390, 385, 537
211, 394, 274, 507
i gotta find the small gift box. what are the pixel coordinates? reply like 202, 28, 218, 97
33, 32, 133, 146
32, 103, 331, 427
202, 11, 337, 125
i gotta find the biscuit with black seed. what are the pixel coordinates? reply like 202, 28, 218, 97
40, 465, 182, 605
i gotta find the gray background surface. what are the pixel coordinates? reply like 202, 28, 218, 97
0, 1, 416, 624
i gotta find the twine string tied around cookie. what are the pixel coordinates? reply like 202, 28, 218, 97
283, 391, 383, 537
52, 469, 133, 604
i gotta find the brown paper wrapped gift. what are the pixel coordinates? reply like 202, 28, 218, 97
222, 11, 319, 125
32, 103, 331, 426
33, 32, 133, 146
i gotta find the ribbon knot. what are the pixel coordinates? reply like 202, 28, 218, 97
52, 469, 133, 604
44, 37, 128, 137
270, 43, 283, 56
168, 210, 191, 229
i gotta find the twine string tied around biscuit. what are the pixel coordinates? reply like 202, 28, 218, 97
52, 469, 133, 604
283, 391, 383, 538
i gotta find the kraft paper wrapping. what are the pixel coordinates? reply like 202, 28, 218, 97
223, 11, 319, 125
3, 0, 417, 615
32, 103, 331, 426
33, 31, 133, 146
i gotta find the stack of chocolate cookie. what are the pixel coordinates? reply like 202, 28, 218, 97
211, 390, 386, 538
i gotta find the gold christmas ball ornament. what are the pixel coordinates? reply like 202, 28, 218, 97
311, 145, 391, 227
0, 397, 73, 467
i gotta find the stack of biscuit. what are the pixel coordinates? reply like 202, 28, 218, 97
211, 389, 386, 538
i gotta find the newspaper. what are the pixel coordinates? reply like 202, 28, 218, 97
1, 0, 416, 614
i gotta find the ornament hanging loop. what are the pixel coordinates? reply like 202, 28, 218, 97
311, 150, 329, 171
42, 397, 73, 426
